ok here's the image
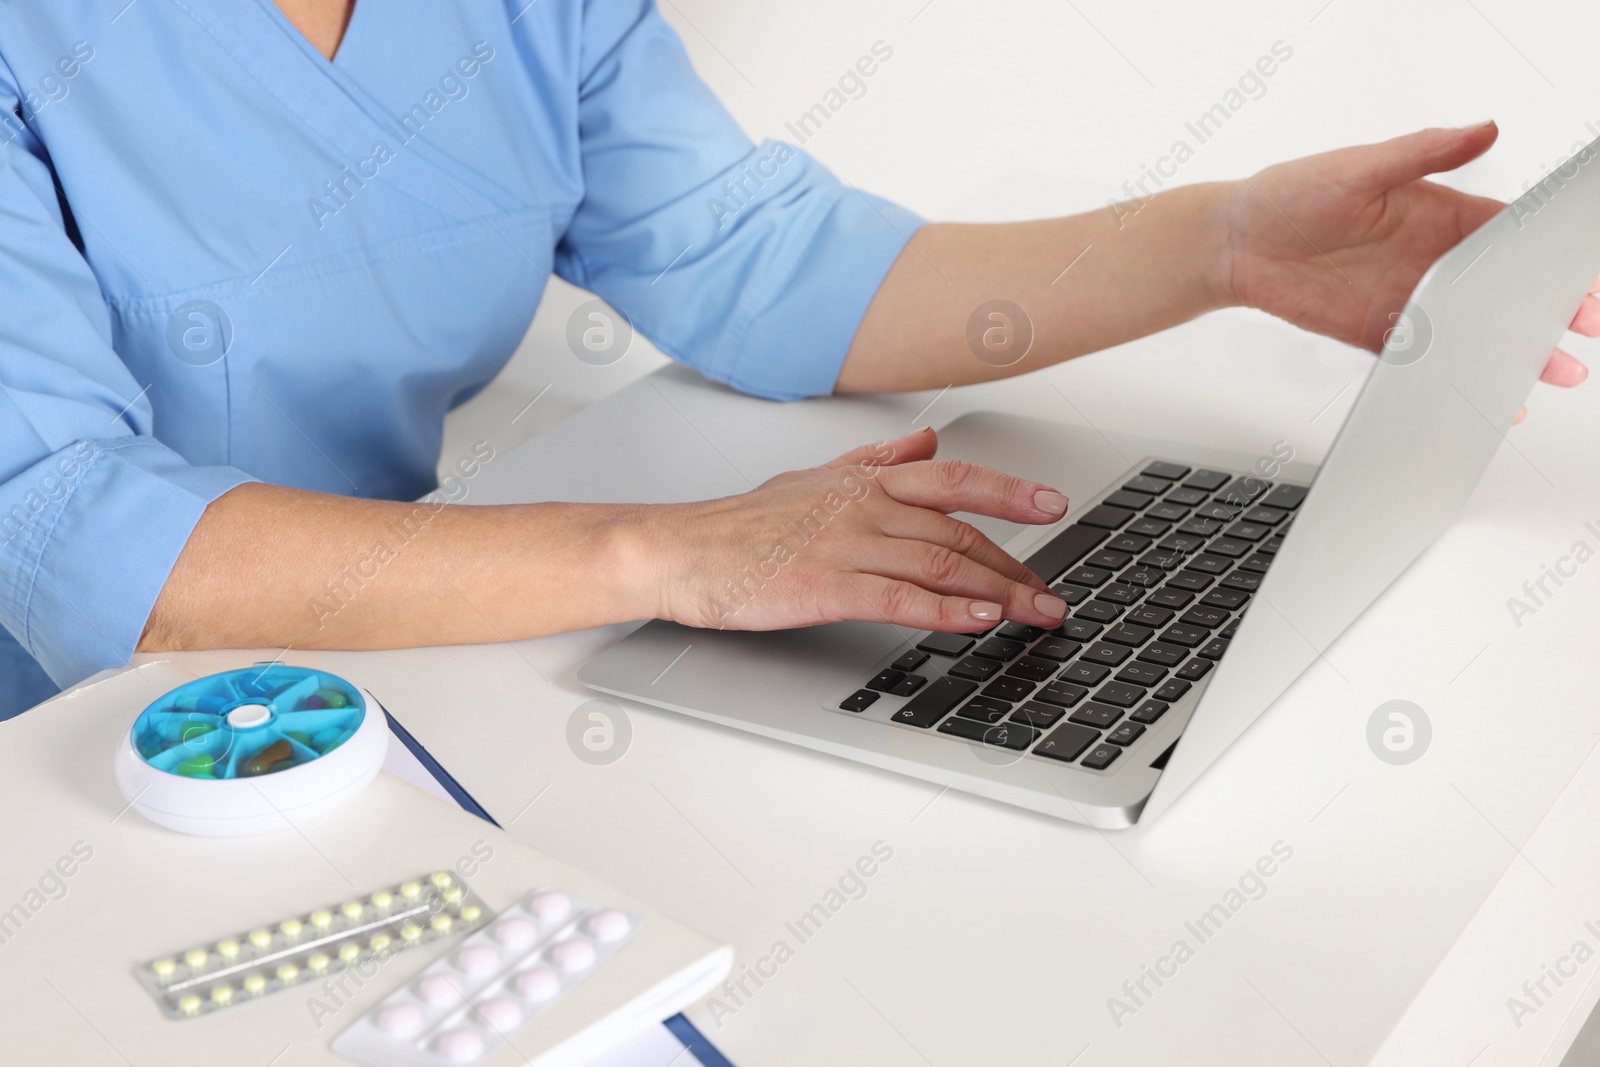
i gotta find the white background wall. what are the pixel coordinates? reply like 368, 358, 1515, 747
442, 0, 1600, 470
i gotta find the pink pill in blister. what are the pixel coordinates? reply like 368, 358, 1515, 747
476, 995, 524, 1031
551, 937, 596, 973
513, 966, 560, 1002
586, 909, 630, 943
436, 1026, 486, 1064
376, 1002, 423, 1037
456, 943, 500, 977
493, 916, 537, 949
418, 972, 466, 1006
527, 890, 572, 923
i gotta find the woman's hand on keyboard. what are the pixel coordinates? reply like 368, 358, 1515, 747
645, 427, 1073, 634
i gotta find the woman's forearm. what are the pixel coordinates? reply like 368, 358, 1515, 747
138, 483, 657, 653
836, 182, 1237, 394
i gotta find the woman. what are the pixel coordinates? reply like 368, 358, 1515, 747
0, 0, 1592, 716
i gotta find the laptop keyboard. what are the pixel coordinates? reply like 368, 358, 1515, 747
833, 460, 1306, 772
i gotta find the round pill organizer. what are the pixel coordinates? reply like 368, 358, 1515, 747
113, 664, 388, 835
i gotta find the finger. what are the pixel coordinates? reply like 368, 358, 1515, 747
1571, 294, 1600, 337
1514, 406, 1527, 425
838, 573, 1059, 634
1541, 348, 1589, 388
823, 426, 936, 471
875, 459, 1069, 524
862, 540, 1067, 626
878, 507, 1050, 591
1339, 122, 1498, 193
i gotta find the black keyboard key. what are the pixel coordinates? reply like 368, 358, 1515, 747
1115, 661, 1167, 686
916, 633, 974, 658
1105, 623, 1154, 647
1093, 681, 1146, 708
1126, 517, 1172, 537
982, 677, 1035, 703
1056, 618, 1103, 641
1035, 681, 1090, 707
1062, 565, 1114, 588
840, 690, 879, 712
1147, 587, 1195, 608
1219, 618, 1241, 639
1125, 604, 1175, 628
1200, 588, 1250, 610
1022, 523, 1107, 585
1146, 502, 1190, 523
1165, 487, 1208, 506
1051, 583, 1092, 605
1010, 702, 1064, 729
1258, 483, 1308, 510
1130, 699, 1169, 724
1069, 703, 1122, 728
1123, 475, 1171, 495
1096, 583, 1143, 606
937, 716, 1037, 750
1158, 533, 1208, 555
1030, 637, 1080, 662
1217, 475, 1270, 503
955, 696, 1011, 724
1060, 662, 1110, 686
1153, 679, 1191, 702
1238, 553, 1272, 574
1117, 566, 1164, 589
1178, 517, 1225, 537
1086, 549, 1134, 571
1183, 555, 1232, 576
1107, 532, 1153, 554
1074, 601, 1122, 623
1158, 624, 1207, 648
1241, 505, 1287, 525
1140, 550, 1186, 572
1142, 461, 1192, 481
1199, 638, 1229, 661
889, 674, 927, 696
1076, 505, 1134, 530
1176, 658, 1214, 681
1260, 535, 1284, 555
1223, 522, 1271, 543
1196, 501, 1244, 522
891, 650, 929, 673
890, 677, 976, 727
948, 656, 1001, 681
996, 622, 1046, 642
1205, 538, 1251, 559
1034, 723, 1100, 763
1221, 572, 1262, 593
1005, 656, 1059, 683
1081, 743, 1121, 770
866, 669, 906, 692
1106, 722, 1146, 747
1103, 490, 1154, 511
974, 637, 1027, 661
1137, 642, 1187, 667
1082, 642, 1131, 667
1180, 606, 1230, 629
1182, 469, 1229, 491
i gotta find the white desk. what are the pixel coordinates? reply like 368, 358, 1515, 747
89, 308, 1600, 1065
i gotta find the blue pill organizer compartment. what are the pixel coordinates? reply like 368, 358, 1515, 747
115, 665, 389, 836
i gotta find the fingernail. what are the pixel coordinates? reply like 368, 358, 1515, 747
1462, 119, 1495, 130
1034, 593, 1067, 619
970, 601, 1003, 620
1034, 490, 1069, 515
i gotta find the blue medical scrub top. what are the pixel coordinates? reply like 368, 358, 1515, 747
0, 1, 922, 715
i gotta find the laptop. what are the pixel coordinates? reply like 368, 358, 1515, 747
579, 134, 1600, 828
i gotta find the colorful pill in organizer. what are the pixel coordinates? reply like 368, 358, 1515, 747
136, 871, 488, 1020
331, 889, 639, 1067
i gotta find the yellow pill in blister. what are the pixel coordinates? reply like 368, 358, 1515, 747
430, 871, 453, 889
184, 949, 209, 970
460, 905, 482, 924
371, 891, 394, 911
216, 939, 241, 960
243, 974, 267, 997
211, 986, 234, 1007
342, 901, 365, 921
151, 959, 176, 980
307, 953, 331, 974
441, 886, 464, 904
399, 881, 422, 900
280, 919, 303, 939
399, 923, 423, 942
338, 943, 362, 964
430, 915, 453, 935
177, 995, 202, 1017
369, 934, 393, 953
276, 964, 300, 984
248, 929, 273, 950
310, 910, 333, 930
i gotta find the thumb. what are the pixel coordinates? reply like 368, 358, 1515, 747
1339, 121, 1499, 192
822, 426, 937, 470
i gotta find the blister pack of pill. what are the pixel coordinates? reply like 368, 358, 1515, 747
331, 888, 638, 1067
136, 870, 488, 1019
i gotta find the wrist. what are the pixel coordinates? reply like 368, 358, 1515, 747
1186, 180, 1245, 312
594, 502, 682, 624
